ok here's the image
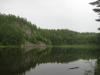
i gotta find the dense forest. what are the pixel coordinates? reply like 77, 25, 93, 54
0, 13, 99, 46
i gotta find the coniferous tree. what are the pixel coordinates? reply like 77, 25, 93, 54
90, 0, 100, 45
90, 0, 100, 22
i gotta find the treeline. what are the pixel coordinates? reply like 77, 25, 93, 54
0, 13, 99, 46
38, 29, 98, 45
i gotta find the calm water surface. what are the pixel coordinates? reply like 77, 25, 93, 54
25, 59, 96, 75
0, 47, 100, 75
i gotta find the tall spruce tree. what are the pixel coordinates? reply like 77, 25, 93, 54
90, 0, 100, 45
90, 0, 100, 22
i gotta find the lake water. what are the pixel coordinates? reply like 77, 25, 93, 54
0, 47, 100, 75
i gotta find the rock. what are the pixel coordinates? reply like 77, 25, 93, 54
69, 67, 79, 69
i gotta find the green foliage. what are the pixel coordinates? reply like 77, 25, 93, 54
0, 13, 98, 46
38, 29, 97, 45
0, 14, 38, 45
0, 14, 24, 45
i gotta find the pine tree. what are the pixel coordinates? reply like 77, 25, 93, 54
90, 0, 100, 22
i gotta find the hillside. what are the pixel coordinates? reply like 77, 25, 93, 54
0, 14, 98, 46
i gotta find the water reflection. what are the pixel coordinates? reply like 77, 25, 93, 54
0, 47, 100, 75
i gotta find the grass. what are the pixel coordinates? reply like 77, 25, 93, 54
0, 44, 99, 49
0, 45, 20, 48
49, 45, 99, 49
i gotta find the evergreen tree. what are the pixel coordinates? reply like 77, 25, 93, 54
90, 0, 100, 22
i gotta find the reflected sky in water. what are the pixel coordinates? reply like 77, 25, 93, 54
0, 47, 100, 75
26, 59, 96, 75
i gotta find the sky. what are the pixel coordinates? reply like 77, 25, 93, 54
0, 0, 100, 32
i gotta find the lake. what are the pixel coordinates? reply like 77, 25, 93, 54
0, 47, 100, 75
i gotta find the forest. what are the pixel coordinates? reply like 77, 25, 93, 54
0, 13, 99, 46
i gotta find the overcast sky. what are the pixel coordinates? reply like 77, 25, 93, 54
0, 0, 100, 32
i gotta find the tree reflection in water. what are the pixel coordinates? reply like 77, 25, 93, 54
0, 47, 100, 75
